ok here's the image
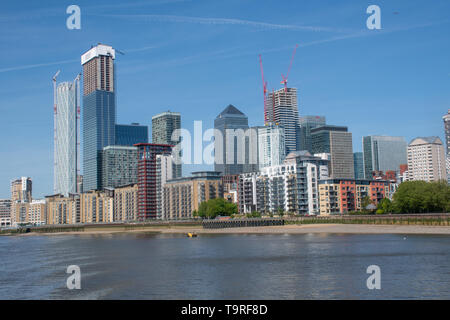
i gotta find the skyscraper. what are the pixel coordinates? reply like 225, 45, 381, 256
407, 136, 447, 182
115, 123, 148, 146
311, 125, 354, 179
362, 135, 407, 179
81, 44, 117, 191
265, 88, 300, 155
353, 152, 364, 179
152, 111, 181, 177
214, 105, 253, 175
54, 78, 79, 196
298, 115, 326, 153
136, 143, 173, 220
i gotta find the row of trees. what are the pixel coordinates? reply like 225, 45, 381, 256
376, 181, 449, 214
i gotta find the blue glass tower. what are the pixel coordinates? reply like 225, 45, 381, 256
115, 123, 148, 146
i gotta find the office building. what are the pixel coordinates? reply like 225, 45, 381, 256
311, 125, 354, 179
162, 172, 223, 220
407, 137, 447, 182
45, 194, 80, 225
354, 152, 365, 179
82, 44, 117, 191
115, 123, 148, 146
54, 78, 79, 196
362, 135, 407, 179
257, 123, 285, 169
136, 143, 173, 220
102, 145, 138, 188
298, 116, 326, 153
318, 179, 389, 215
0, 199, 11, 227
214, 105, 255, 175
152, 111, 181, 178
265, 88, 300, 154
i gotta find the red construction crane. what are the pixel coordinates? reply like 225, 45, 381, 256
258, 54, 268, 123
280, 44, 299, 92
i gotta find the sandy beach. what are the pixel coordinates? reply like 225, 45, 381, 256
15, 223, 450, 236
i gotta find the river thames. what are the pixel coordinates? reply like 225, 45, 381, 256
0, 232, 449, 299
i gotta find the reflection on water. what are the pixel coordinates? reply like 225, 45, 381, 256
0, 233, 449, 299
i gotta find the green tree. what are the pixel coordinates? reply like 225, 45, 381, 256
277, 207, 284, 217
376, 198, 392, 214
196, 198, 238, 219
392, 181, 450, 213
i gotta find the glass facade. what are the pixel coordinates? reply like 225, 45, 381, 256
115, 123, 148, 146
363, 136, 407, 178
353, 152, 364, 179
83, 90, 116, 191
298, 115, 326, 153
102, 146, 137, 188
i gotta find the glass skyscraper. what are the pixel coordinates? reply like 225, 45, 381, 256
115, 123, 148, 146
54, 78, 79, 196
298, 115, 326, 153
214, 105, 251, 175
81, 44, 117, 191
362, 135, 407, 178
102, 146, 138, 188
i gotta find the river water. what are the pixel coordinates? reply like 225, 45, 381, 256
0, 232, 449, 299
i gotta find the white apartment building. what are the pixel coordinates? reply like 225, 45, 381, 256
407, 137, 447, 182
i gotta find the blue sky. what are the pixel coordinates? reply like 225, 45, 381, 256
0, 0, 449, 198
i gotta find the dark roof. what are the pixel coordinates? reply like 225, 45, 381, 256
218, 104, 245, 116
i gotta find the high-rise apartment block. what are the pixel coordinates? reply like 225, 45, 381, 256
102, 145, 138, 188
80, 189, 114, 223
238, 151, 329, 215
257, 123, 285, 169
362, 135, 407, 179
152, 111, 181, 178
82, 44, 117, 191
407, 137, 447, 182
265, 88, 300, 155
311, 125, 354, 179
11, 177, 32, 203
299, 115, 326, 153
156, 154, 174, 219
115, 123, 148, 146
136, 143, 173, 220
54, 78, 79, 196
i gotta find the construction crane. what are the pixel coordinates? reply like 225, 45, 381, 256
280, 44, 299, 92
74, 73, 81, 191
258, 54, 268, 124
52, 70, 60, 194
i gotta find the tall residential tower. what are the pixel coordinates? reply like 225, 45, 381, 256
81, 44, 117, 191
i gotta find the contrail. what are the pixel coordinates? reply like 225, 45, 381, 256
92, 14, 349, 33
